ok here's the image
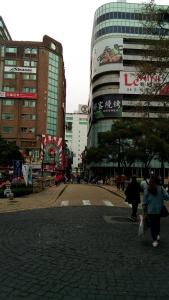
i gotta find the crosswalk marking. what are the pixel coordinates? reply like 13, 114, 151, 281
82, 200, 91, 206
61, 200, 69, 206
103, 200, 114, 207
59, 200, 120, 207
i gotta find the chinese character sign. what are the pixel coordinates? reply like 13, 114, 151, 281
92, 95, 122, 120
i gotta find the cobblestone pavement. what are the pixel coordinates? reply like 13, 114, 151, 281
0, 184, 169, 299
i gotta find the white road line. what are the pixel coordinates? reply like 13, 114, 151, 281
60, 200, 69, 206
103, 200, 114, 206
82, 200, 91, 206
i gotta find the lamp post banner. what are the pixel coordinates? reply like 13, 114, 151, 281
13, 160, 23, 178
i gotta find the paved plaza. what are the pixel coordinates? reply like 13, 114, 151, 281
0, 184, 169, 299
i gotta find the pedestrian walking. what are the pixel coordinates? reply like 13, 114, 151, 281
125, 175, 141, 222
140, 176, 149, 193
143, 175, 169, 247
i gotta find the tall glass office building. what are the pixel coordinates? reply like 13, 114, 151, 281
88, 0, 169, 176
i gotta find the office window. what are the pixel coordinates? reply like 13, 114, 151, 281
5, 47, 17, 54
2, 127, 13, 133
3, 100, 15, 106
23, 74, 36, 80
24, 48, 37, 54
24, 60, 37, 67
22, 87, 36, 93
2, 113, 14, 120
5, 60, 16, 66
21, 127, 35, 133
21, 114, 36, 120
22, 100, 36, 107
3, 86, 15, 91
4, 73, 16, 79
65, 122, 72, 131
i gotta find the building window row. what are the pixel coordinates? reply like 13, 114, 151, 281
3, 86, 37, 93
1, 100, 36, 107
5, 47, 38, 55
4, 59, 37, 67
2, 112, 37, 120
1, 127, 36, 134
95, 26, 169, 39
95, 12, 149, 26
4, 73, 36, 80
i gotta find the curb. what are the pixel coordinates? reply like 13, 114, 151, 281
96, 184, 125, 200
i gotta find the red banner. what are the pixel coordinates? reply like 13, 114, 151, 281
0, 92, 37, 99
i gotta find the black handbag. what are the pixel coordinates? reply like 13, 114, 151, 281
160, 205, 169, 217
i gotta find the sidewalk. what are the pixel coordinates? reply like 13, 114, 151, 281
0, 183, 66, 214
98, 184, 126, 199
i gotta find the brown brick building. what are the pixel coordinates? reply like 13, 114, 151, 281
0, 34, 66, 164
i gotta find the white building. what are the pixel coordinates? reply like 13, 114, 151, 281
87, 0, 169, 176
65, 105, 88, 171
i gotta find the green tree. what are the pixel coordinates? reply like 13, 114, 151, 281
88, 118, 169, 178
138, 1, 169, 97
85, 146, 107, 164
0, 137, 23, 166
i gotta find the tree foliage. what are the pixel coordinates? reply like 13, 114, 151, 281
138, 0, 169, 96
0, 137, 23, 166
85, 118, 169, 175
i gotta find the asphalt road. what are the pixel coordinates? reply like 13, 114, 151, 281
0, 184, 169, 299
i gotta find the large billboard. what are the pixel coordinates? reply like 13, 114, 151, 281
92, 94, 122, 121
119, 71, 169, 95
92, 38, 123, 78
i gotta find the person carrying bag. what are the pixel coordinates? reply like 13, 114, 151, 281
143, 175, 169, 247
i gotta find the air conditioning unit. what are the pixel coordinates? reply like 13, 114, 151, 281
78, 104, 88, 114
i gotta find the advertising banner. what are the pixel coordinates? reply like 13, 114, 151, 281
40, 135, 63, 170
13, 160, 23, 178
22, 164, 32, 185
119, 71, 169, 95
92, 38, 123, 78
0, 92, 37, 99
4, 66, 36, 73
92, 94, 122, 120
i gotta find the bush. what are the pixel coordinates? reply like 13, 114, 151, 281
11, 183, 33, 197
0, 189, 5, 198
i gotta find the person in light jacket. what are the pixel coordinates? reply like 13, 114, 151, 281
143, 175, 169, 248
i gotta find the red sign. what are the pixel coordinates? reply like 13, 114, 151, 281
0, 92, 37, 99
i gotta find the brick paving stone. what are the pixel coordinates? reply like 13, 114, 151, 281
0, 184, 168, 299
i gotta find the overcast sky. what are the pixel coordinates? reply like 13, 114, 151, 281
1, 0, 168, 113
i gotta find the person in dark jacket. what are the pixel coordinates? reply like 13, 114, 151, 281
125, 175, 141, 222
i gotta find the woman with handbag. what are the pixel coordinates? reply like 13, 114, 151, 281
143, 175, 169, 247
